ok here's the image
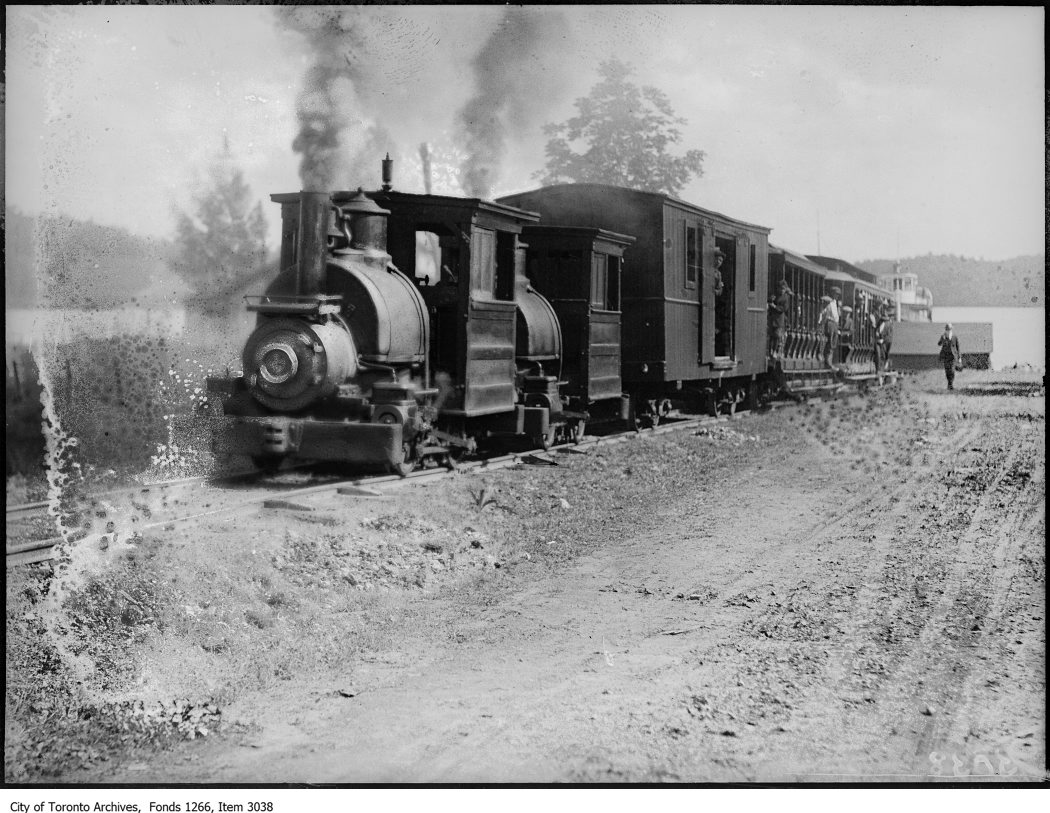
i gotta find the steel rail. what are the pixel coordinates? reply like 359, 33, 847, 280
6, 413, 732, 568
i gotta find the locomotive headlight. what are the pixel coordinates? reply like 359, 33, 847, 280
243, 316, 358, 412
258, 343, 299, 384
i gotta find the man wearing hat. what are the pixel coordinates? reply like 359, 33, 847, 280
879, 303, 895, 371
818, 290, 840, 368
712, 248, 726, 297
768, 278, 793, 358
938, 323, 961, 390
838, 304, 854, 365
712, 247, 727, 355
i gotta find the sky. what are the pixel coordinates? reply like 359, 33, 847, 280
5, 4, 1045, 264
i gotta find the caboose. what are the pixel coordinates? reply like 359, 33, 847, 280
499, 184, 771, 419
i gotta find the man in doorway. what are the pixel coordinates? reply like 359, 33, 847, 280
879, 304, 895, 371
818, 293, 839, 368
768, 278, 793, 358
839, 305, 854, 365
712, 247, 726, 297
713, 247, 727, 355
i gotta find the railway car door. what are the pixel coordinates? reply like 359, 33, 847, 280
687, 223, 707, 364
714, 236, 735, 359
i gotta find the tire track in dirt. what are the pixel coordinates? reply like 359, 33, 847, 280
679, 421, 992, 781
88, 385, 1044, 784
907, 435, 1027, 751
918, 434, 1045, 780
774, 419, 1043, 781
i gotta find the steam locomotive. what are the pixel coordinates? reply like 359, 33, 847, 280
205, 160, 896, 474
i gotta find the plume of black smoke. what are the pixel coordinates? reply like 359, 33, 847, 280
457, 7, 570, 199
275, 6, 395, 191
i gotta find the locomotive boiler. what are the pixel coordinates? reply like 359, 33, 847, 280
208, 189, 434, 474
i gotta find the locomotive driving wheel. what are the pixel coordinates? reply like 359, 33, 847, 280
535, 425, 557, 451
571, 420, 587, 445
391, 442, 417, 478
443, 447, 466, 471
251, 455, 282, 475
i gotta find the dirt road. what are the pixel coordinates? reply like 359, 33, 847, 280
95, 371, 1045, 783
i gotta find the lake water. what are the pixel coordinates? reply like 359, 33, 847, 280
5, 307, 187, 348
932, 306, 1044, 369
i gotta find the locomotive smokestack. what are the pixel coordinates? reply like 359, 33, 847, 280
419, 143, 432, 196
381, 153, 393, 192
297, 191, 331, 297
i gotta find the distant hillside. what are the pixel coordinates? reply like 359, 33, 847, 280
5, 209, 175, 309
856, 254, 1044, 308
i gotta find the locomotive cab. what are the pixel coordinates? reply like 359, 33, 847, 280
368, 190, 573, 448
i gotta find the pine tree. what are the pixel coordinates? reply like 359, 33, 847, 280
171, 144, 268, 315
534, 59, 705, 196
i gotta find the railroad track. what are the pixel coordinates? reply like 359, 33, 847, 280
10, 376, 877, 571
7, 411, 751, 569
5, 465, 290, 524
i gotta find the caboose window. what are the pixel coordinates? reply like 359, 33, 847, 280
415, 231, 441, 285
749, 244, 757, 293
685, 224, 699, 287
608, 256, 621, 311
470, 228, 496, 299
591, 253, 609, 309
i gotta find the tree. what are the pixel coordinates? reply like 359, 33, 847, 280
171, 145, 268, 316
534, 59, 705, 196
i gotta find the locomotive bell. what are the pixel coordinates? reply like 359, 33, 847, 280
338, 188, 390, 253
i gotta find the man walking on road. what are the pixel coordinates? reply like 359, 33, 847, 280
938, 323, 961, 390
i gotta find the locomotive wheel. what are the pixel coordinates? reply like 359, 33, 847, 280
391, 443, 417, 478
571, 421, 587, 445
536, 426, 557, 451
444, 447, 466, 471
251, 455, 282, 474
